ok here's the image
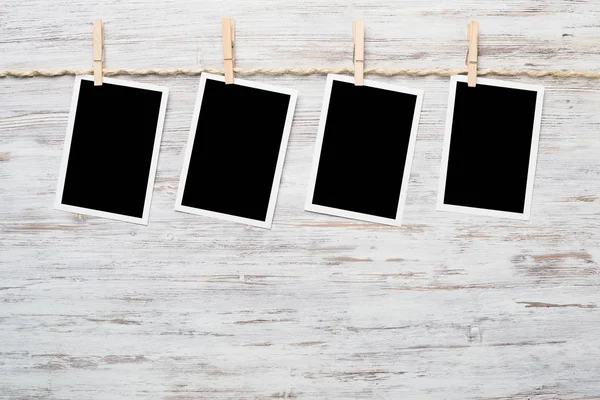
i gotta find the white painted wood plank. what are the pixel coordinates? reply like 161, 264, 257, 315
1, 1, 600, 399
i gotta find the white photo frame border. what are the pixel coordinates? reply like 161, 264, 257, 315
174, 72, 298, 229
54, 75, 169, 225
304, 74, 424, 227
436, 75, 545, 221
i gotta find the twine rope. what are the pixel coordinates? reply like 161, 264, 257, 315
1, 67, 600, 79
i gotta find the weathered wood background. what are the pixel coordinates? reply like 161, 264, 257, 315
1, 1, 599, 399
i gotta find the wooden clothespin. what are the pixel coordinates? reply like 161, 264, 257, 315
352, 19, 365, 86
222, 18, 235, 84
467, 20, 479, 87
93, 19, 104, 86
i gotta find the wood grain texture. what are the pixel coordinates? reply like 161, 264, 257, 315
1, 0, 599, 399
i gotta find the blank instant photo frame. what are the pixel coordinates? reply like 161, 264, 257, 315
175, 73, 298, 229
55, 76, 168, 225
305, 74, 424, 226
437, 75, 545, 220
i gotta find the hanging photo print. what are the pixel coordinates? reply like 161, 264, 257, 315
55, 76, 169, 225
175, 73, 298, 229
437, 75, 544, 220
305, 74, 424, 226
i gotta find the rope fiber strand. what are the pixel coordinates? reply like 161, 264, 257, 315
1, 67, 600, 79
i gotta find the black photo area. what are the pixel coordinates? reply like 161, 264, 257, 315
311, 80, 418, 219
443, 81, 539, 214
181, 79, 291, 222
61, 79, 163, 218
